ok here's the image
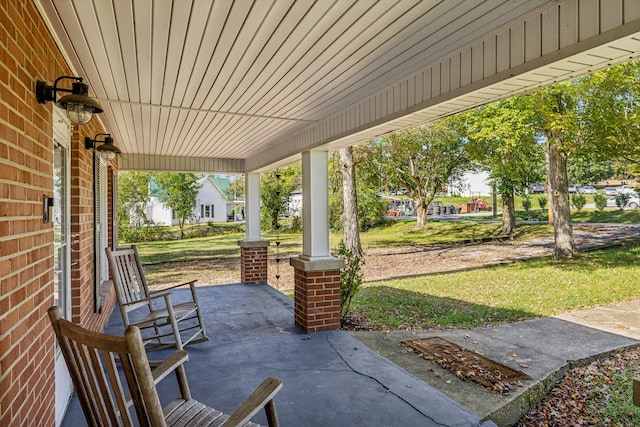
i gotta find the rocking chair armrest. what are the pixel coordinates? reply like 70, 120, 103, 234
149, 279, 198, 293
120, 292, 172, 307
222, 377, 283, 427
150, 350, 190, 385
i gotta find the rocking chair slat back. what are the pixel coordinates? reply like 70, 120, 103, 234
49, 306, 150, 426
111, 247, 148, 305
48, 306, 282, 427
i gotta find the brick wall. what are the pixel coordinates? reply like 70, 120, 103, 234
69, 125, 116, 330
0, 1, 115, 425
240, 245, 269, 285
293, 269, 341, 333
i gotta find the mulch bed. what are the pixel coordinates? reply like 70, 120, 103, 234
401, 337, 530, 395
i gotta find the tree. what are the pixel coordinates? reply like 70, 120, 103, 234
537, 196, 548, 210
567, 159, 613, 186
575, 61, 640, 165
463, 97, 544, 234
260, 164, 301, 230
339, 147, 363, 257
570, 194, 586, 211
528, 61, 640, 259
154, 173, 199, 237
230, 174, 245, 200
532, 83, 579, 260
118, 172, 153, 228
594, 194, 607, 211
329, 148, 388, 232
370, 119, 471, 228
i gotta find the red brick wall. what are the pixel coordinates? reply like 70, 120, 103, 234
0, 1, 115, 425
293, 269, 341, 333
69, 125, 116, 330
240, 246, 269, 285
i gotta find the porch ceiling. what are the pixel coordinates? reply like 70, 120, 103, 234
34, 1, 640, 172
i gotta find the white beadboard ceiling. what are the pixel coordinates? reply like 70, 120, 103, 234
34, 0, 640, 172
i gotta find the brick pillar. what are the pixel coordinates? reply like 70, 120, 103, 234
238, 239, 270, 285
290, 257, 345, 333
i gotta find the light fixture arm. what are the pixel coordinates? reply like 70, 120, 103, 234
36, 76, 83, 103
84, 133, 112, 149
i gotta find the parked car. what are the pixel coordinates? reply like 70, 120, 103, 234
528, 183, 545, 194
577, 185, 596, 194
602, 187, 618, 196
606, 194, 640, 209
568, 184, 578, 194
618, 184, 636, 194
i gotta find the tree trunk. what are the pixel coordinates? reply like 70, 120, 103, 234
545, 148, 553, 226
340, 147, 363, 257
501, 192, 516, 234
415, 203, 426, 229
547, 137, 578, 260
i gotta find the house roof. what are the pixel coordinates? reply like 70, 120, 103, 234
35, 1, 640, 173
197, 176, 233, 201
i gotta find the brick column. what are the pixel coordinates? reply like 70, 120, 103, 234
290, 257, 345, 333
238, 239, 270, 285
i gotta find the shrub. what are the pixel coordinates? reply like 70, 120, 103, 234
571, 194, 587, 211
119, 224, 172, 243
522, 196, 531, 211
338, 241, 365, 322
615, 193, 630, 210
594, 194, 608, 211
537, 196, 547, 210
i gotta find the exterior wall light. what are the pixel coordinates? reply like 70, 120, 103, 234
36, 76, 103, 124
85, 133, 121, 161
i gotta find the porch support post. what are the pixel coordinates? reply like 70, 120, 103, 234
239, 172, 269, 285
290, 150, 344, 332
244, 172, 261, 240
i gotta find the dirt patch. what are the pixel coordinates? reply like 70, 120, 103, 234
145, 224, 639, 291
361, 224, 638, 283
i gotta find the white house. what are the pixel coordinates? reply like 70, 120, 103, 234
195, 176, 235, 223
287, 189, 303, 217
450, 171, 493, 197
142, 175, 242, 225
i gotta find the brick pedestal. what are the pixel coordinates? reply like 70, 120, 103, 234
238, 240, 270, 285
290, 257, 345, 333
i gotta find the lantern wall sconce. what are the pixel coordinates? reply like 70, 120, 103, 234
35, 76, 103, 124
85, 133, 121, 161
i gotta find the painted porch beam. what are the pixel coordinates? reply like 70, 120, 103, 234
245, 0, 640, 172
118, 154, 244, 173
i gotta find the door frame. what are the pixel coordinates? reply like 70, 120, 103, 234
53, 108, 72, 426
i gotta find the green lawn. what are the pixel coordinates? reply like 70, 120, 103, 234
133, 218, 554, 264
351, 242, 640, 330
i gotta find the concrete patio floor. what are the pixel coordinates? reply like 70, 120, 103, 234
61, 283, 494, 426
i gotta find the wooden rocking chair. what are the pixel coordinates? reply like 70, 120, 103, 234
48, 306, 282, 426
106, 245, 208, 351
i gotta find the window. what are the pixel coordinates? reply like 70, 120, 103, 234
94, 153, 109, 311
200, 204, 215, 218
